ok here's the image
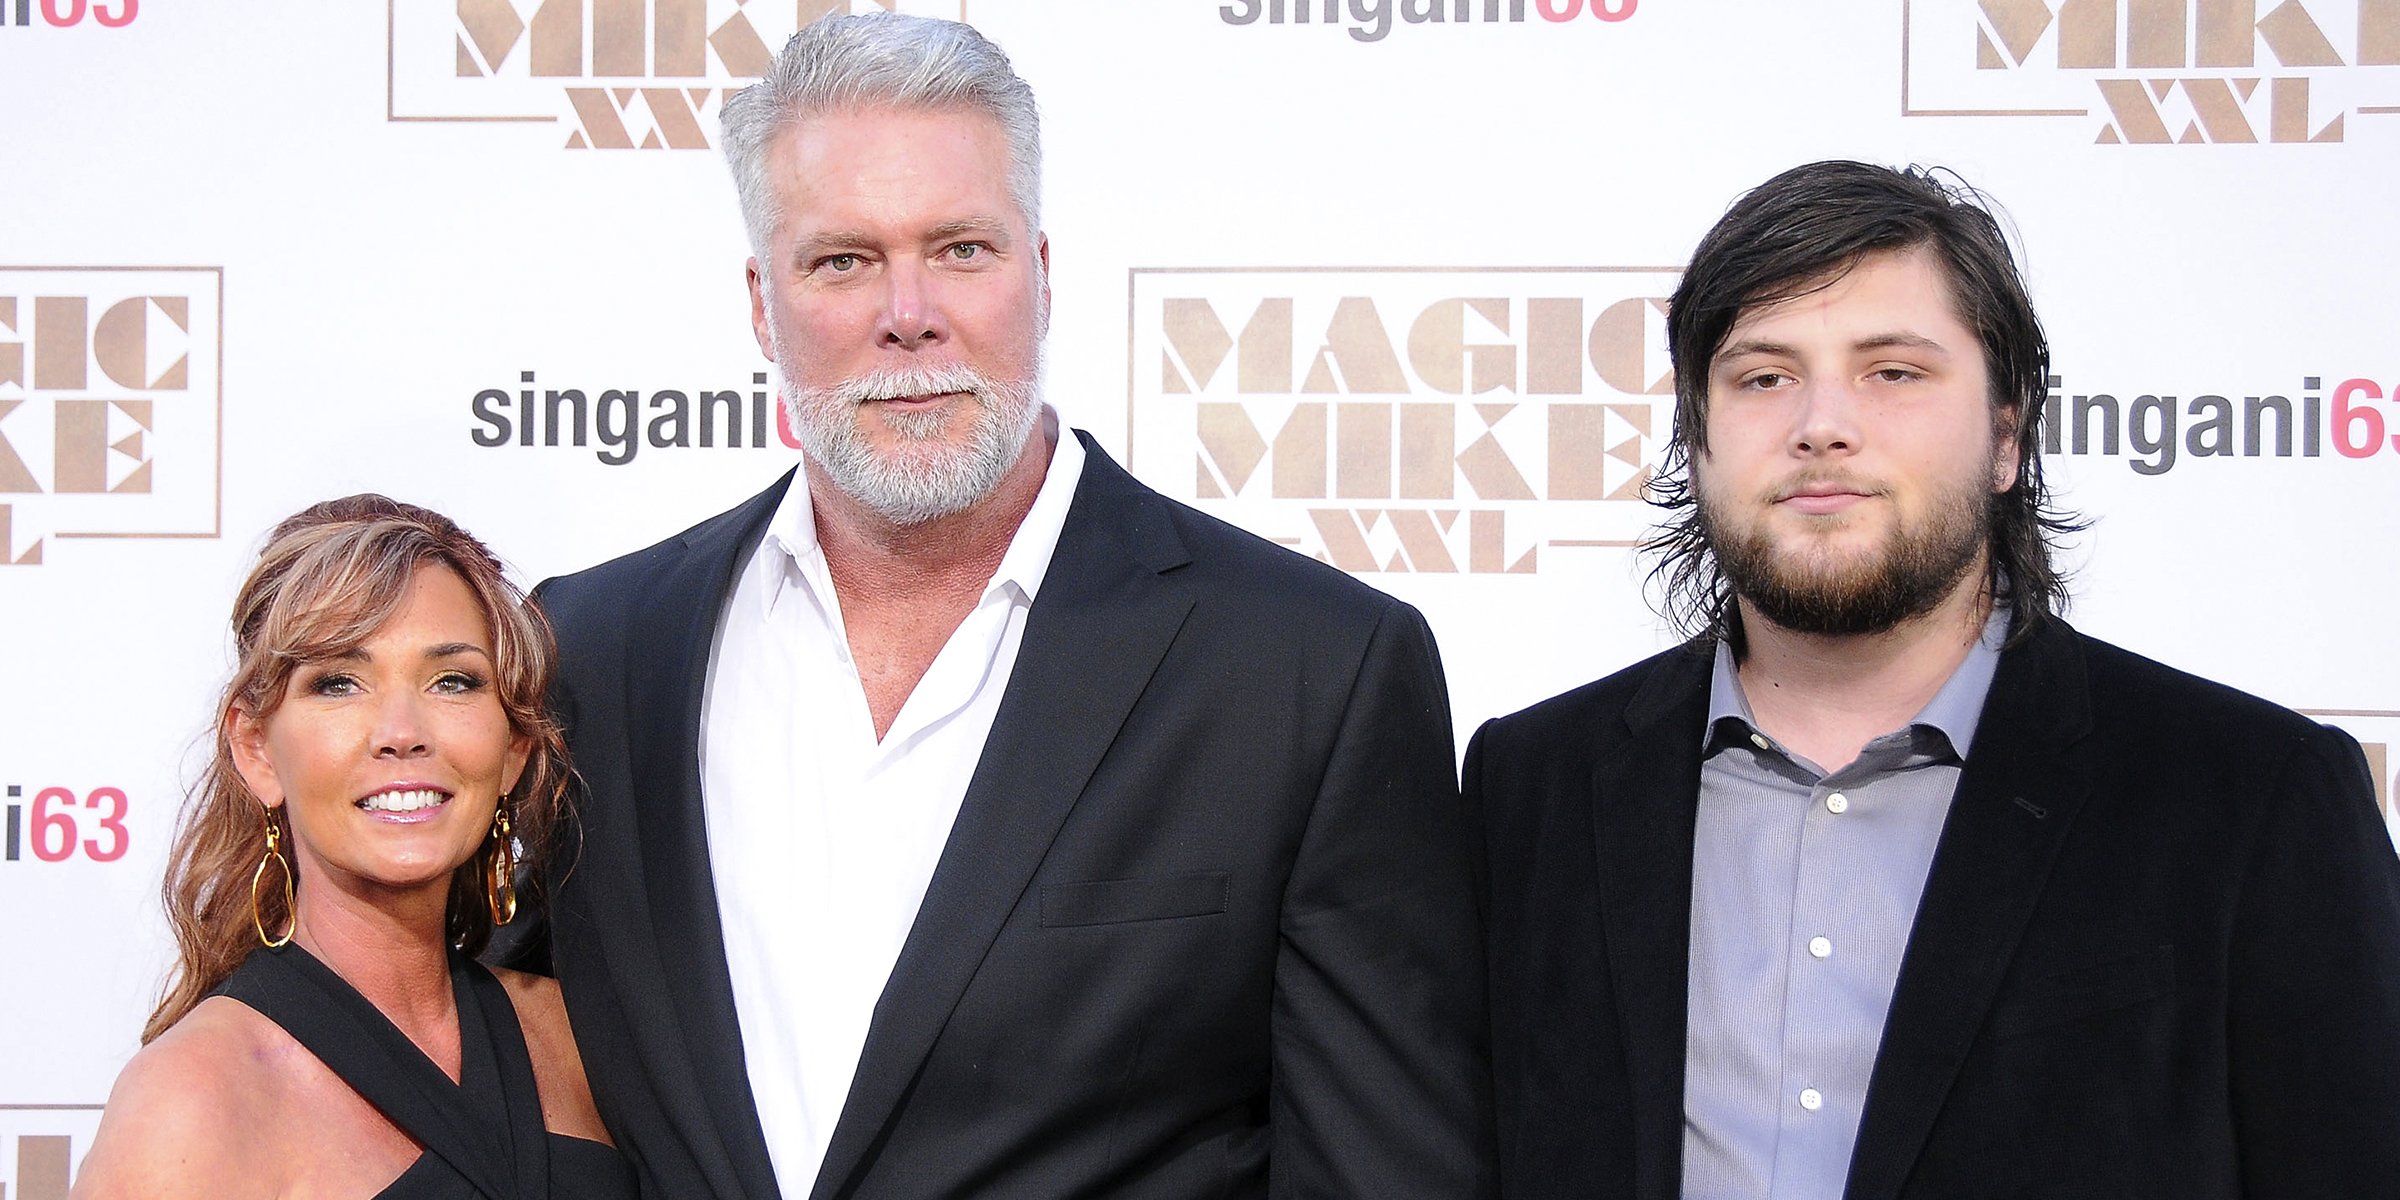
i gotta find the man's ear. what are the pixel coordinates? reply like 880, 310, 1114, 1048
1992, 404, 2024, 492
748, 257, 777, 362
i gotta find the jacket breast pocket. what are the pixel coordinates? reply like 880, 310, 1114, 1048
1040, 872, 1230, 927
1986, 943, 2178, 1041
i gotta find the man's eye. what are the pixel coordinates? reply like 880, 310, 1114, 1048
819, 254, 859, 273
948, 242, 984, 260
1871, 367, 1921, 383
1742, 372, 1791, 390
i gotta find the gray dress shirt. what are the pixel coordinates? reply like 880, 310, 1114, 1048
1679, 610, 2006, 1200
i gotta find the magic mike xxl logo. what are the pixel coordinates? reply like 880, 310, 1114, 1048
1130, 270, 1675, 575
392, 1, 964, 149
1218, 0, 1636, 44
0, 269, 223, 568
1905, 1, 2400, 143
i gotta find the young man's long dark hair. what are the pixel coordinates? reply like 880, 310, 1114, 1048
1646, 160, 2085, 644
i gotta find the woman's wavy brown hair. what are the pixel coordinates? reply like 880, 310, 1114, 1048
143, 495, 568, 1042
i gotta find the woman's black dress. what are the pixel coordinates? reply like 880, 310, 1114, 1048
211, 944, 637, 1199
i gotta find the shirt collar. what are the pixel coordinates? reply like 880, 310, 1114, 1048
752, 405, 1087, 615
1705, 603, 2010, 761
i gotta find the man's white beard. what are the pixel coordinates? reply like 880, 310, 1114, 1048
778, 350, 1043, 527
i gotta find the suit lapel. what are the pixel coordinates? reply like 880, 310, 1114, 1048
810, 439, 1195, 1200
1843, 621, 2095, 1200
610, 474, 791, 1200
1593, 645, 1713, 1200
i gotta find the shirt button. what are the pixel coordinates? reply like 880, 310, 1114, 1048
1825, 792, 1850, 814
1799, 1088, 1824, 1112
1749, 732, 1771, 751
1808, 936, 1833, 959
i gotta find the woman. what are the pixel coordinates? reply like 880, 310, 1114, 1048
74, 495, 634, 1199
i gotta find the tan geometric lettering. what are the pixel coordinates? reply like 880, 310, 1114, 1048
1546, 405, 1612, 501
1162, 297, 1291, 394
2129, 0, 2187, 68
2364, 742, 2391, 819
1308, 508, 1379, 572
2059, 0, 2116, 68
594, 0, 644, 76
1526, 298, 1583, 394
531, 0, 582, 77
566, 89, 637, 148
1978, 0, 2053, 67
657, 0, 706, 76
1406, 298, 1514, 395
2096, 77, 2178, 140
0, 399, 39, 491
2272, 75, 2340, 140
1473, 510, 1537, 574
54, 399, 112, 493
456, 0, 524, 77
1196, 402, 1269, 493
710, 7, 772, 77
1272, 403, 1329, 497
1303, 299, 1408, 394
0, 503, 43, 564
0, 296, 19, 388
1979, 26, 2009, 68
16, 1134, 72, 1200
94, 296, 149, 389
2367, 0, 2400, 64
1606, 464, 1653, 501
2200, 0, 2343, 67
1384, 509, 1459, 572
1336, 402, 1392, 499
1588, 297, 1672, 395
2182, 77, 2261, 139
1458, 427, 1536, 501
35, 296, 86, 390
640, 88, 710, 149
1398, 403, 1455, 499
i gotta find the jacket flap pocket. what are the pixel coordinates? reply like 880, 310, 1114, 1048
1989, 943, 2177, 1040
1041, 872, 1229, 927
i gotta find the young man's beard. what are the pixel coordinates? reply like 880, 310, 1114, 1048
1698, 457, 1997, 638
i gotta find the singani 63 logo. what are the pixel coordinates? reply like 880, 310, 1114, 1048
1129, 268, 1678, 575
390, 0, 968, 149
0, 268, 223, 567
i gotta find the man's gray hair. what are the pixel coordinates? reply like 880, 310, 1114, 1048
720, 12, 1042, 265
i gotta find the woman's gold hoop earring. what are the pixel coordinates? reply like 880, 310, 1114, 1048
251, 813, 295, 948
486, 802, 518, 928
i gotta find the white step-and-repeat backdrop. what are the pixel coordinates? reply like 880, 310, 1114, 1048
5, 1, 2396, 1191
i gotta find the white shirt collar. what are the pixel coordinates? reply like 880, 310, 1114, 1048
752, 405, 1086, 618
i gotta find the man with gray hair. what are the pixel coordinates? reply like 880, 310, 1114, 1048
512, 13, 1492, 1199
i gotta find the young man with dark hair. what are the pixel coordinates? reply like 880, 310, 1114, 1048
1472, 160, 2400, 1200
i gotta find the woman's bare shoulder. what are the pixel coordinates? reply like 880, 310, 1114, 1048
71, 998, 293, 1199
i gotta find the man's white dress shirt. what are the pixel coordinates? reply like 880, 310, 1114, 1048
697, 415, 1085, 1192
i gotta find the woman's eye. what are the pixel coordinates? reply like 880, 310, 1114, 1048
307, 672, 359, 697
431, 672, 486, 695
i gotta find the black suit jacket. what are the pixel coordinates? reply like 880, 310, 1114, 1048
1468, 617, 2400, 1199
520, 434, 1492, 1200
